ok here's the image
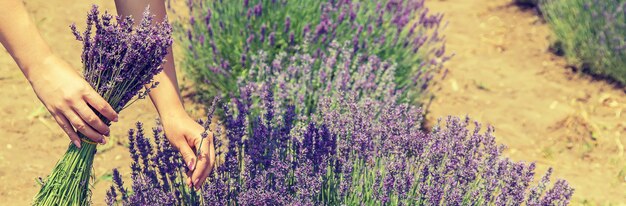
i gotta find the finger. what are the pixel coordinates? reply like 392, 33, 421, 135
71, 102, 109, 136
195, 137, 215, 190
171, 139, 197, 173
191, 134, 214, 190
63, 109, 105, 144
175, 140, 196, 188
83, 91, 118, 122
185, 174, 193, 188
51, 113, 82, 148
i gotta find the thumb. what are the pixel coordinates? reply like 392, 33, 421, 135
174, 140, 197, 171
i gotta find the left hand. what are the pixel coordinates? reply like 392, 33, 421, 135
161, 113, 215, 190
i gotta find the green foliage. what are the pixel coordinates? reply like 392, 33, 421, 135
178, 0, 448, 106
542, 0, 626, 84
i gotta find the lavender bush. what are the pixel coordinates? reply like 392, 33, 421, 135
34, 6, 172, 205
542, 0, 626, 84
107, 89, 574, 205
243, 40, 400, 115
179, 0, 449, 105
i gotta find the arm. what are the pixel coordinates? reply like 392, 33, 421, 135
115, 0, 215, 189
0, 0, 117, 147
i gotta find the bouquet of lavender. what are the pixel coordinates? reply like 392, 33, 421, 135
107, 87, 574, 205
180, 0, 449, 105
34, 5, 172, 205
542, 0, 626, 84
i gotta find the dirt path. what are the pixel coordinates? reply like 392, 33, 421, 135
426, 0, 626, 204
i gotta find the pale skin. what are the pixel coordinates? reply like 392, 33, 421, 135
0, 0, 214, 189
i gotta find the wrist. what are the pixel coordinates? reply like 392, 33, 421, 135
22, 53, 57, 82
159, 107, 189, 125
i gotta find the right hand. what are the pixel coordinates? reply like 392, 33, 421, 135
25, 55, 118, 148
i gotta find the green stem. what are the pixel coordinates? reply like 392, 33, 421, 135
33, 133, 97, 206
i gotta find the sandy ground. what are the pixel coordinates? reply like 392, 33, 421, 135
0, 0, 624, 205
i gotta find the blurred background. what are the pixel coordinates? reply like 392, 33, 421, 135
0, 0, 624, 205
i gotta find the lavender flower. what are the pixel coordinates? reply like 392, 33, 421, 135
284, 17, 291, 33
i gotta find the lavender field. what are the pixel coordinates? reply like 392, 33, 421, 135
0, 0, 624, 205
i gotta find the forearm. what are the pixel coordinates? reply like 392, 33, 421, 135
0, 0, 54, 79
117, 1, 214, 186
115, 0, 186, 119
149, 49, 187, 119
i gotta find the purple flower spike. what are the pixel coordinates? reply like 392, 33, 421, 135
204, 9, 212, 24
303, 24, 310, 36
269, 32, 275, 46
254, 3, 262, 17
70, 23, 83, 41
240, 53, 247, 67
284, 17, 291, 34
260, 24, 267, 43
289, 32, 295, 45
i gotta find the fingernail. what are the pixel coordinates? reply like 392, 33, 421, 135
73, 140, 82, 148
113, 117, 118, 122
104, 131, 110, 137
100, 138, 107, 144
187, 160, 195, 171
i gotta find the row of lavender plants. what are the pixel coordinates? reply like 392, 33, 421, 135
178, 0, 449, 106
106, 36, 572, 206
106, 87, 574, 205
541, 0, 626, 84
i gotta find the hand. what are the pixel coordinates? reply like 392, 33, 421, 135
25, 55, 118, 147
161, 113, 215, 190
